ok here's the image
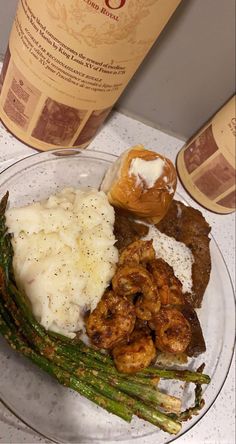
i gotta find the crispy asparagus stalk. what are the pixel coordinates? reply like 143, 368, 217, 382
0, 297, 181, 434
0, 306, 133, 422
0, 192, 14, 282
139, 367, 210, 385
168, 365, 206, 422
99, 373, 181, 413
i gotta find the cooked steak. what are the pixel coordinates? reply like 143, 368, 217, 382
179, 304, 206, 357
156, 200, 211, 308
114, 209, 149, 250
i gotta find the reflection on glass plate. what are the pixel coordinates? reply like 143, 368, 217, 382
0, 149, 235, 443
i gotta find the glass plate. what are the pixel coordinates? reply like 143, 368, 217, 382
0, 149, 235, 444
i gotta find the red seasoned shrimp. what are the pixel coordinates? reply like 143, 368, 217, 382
112, 264, 161, 320
112, 326, 156, 373
118, 240, 155, 266
85, 290, 135, 349
149, 307, 191, 354
112, 264, 154, 296
148, 259, 185, 306
135, 291, 161, 321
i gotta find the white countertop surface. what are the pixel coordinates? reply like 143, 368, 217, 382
0, 111, 235, 444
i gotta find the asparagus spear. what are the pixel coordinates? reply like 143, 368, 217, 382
139, 367, 210, 385
0, 307, 133, 422
168, 365, 206, 422
98, 372, 181, 413
178, 381, 205, 421
49, 329, 115, 366
0, 296, 181, 434
0, 192, 14, 283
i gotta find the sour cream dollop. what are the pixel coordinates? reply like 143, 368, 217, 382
129, 157, 165, 188
143, 225, 194, 293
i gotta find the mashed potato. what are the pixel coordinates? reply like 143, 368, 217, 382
6, 188, 118, 338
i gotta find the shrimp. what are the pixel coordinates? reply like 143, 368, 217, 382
85, 290, 136, 349
112, 326, 156, 373
149, 307, 191, 354
118, 240, 155, 266
112, 264, 154, 296
112, 264, 161, 320
148, 259, 185, 306
135, 291, 161, 321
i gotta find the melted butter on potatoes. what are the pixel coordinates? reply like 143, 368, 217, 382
6, 188, 118, 338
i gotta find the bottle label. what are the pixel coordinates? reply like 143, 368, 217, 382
0, 0, 181, 150
177, 96, 236, 213
183, 125, 219, 174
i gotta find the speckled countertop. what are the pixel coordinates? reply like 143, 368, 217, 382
0, 111, 235, 444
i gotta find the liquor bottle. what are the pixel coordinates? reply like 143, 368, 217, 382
177, 95, 236, 213
0, 0, 181, 151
